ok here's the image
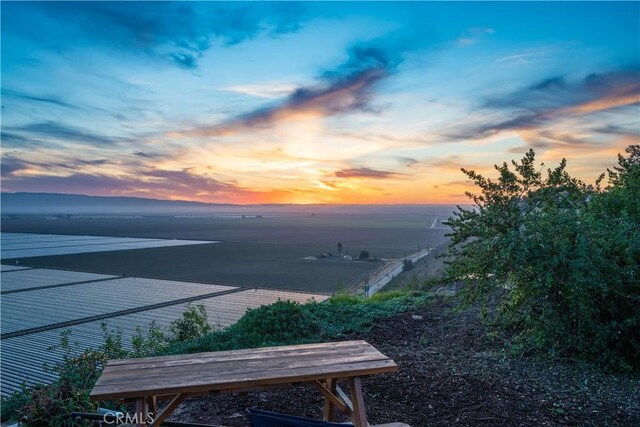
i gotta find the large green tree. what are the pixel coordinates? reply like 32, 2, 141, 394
445, 146, 640, 370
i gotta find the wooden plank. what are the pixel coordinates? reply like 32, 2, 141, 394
150, 393, 186, 427
322, 378, 337, 421
135, 397, 147, 427
107, 340, 370, 366
97, 347, 384, 386
336, 385, 354, 413
108, 342, 377, 372
92, 359, 396, 399
91, 359, 398, 400
349, 377, 369, 427
314, 379, 346, 418
147, 396, 157, 417
102, 341, 378, 374
95, 355, 391, 394
350, 377, 369, 427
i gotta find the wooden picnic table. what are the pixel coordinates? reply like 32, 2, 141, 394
90, 340, 398, 427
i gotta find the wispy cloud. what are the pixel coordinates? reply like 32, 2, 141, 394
0, 132, 36, 148
592, 123, 639, 136
397, 157, 419, 167
221, 83, 297, 99
457, 27, 495, 46
188, 43, 400, 136
1, 154, 112, 178
133, 151, 164, 159
5, 2, 304, 70
334, 167, 402, 179
495, 46, 558, 65
1, 89, 78, 109
8, 121, 134, 146
445, 68, 640, 141
0, 156, 30, 177
432, 179, 473, 189
407, 155, 481, 173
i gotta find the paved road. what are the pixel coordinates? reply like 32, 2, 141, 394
347, 248, 431, 296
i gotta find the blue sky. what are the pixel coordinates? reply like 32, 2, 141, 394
2, 1, 639, 203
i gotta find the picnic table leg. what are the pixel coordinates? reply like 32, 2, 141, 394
349, 377, 368, 427
135, 397, 148, 427
322, 378, 336, 421
147, 396, 157, 419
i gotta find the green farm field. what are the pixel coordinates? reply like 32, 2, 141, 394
2, 209, 452, 293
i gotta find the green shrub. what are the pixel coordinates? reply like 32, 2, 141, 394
327, 293, 362, 305
163, 291, 427, 355
3, 326, 127, 425
232, 299, 321, 346
0, 386, 31, 424
368, 289, 414, 302
131, 320, 168, 358
169, 303, 212, 342
445, 146, 640, 370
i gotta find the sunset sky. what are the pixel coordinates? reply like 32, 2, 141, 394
2, 1, 639, 204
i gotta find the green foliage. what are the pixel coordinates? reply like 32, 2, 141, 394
131, 321, 167, 358
164, 291, 426, 356
327, 293, 362, 305
445, 146, 640, 370
0, 386, 31, 424
228, 299, 322, 348
169, 303, 212, 342
368, 289, 414, 302
359, 250, 370, 260
3, 326, 128, 426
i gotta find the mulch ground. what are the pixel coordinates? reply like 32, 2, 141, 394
168, 297, 639, 426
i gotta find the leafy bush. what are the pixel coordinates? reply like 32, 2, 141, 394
327, 293, 362, 305
228, 299, 322, 348
445, 146, 640, 370
4, 326, 127, 425
163, 291, 427, 356
131, 320, 168, 358
169, 303, 212, 342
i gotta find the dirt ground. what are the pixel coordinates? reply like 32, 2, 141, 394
164, 297, 639, 426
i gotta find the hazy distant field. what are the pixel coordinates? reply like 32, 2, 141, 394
2, 209, 453, 293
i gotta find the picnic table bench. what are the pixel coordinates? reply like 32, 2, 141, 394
90, 340, 399, 427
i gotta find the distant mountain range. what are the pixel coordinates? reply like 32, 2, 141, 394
0, 192, 256, 215
1, 192, 456, 216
